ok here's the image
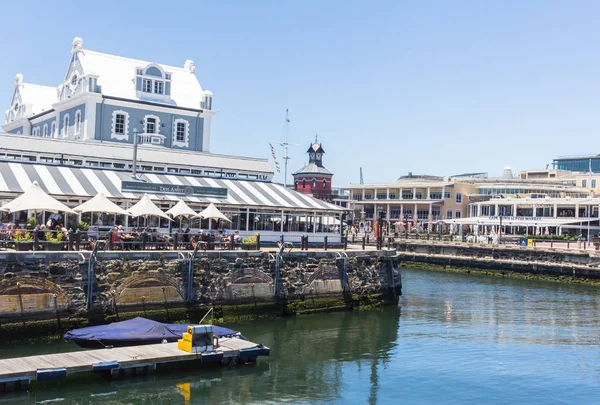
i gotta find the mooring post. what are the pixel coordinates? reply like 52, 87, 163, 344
324, 236, 328, 250
256, 234, 261, 250
344, 236, 348, 250
33, 232, 39, 252
53, 293, 61, 330
362, 236, 366, 250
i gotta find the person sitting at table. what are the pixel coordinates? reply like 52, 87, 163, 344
110, 226, 124, 250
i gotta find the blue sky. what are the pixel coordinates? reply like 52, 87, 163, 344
1, 0, 599, 187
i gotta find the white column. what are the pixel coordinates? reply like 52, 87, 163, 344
412, 187, 416, 198
495, 204, 499, 217
553, 204, 558, 218
201, 111, 216, 152
374, 188, 378, 200
313, 211, 317, 233
399, 188, 403, 200
386, 188, 390, 199
246, 208, 250, 232
477, 204, 482, 217
414, 203, 418, 221
427, 187, 431, 200
280, 209, 284, 233
576, 204, 580, 218
362, 189, 365, 200
387, 203, 391, 221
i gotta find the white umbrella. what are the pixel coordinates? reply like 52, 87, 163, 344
166, 199, 197, 218
1, 181, 75, 214
73, 193, 129, 215
195, 203, 231, 222
128, 194, 172, 221
166, 199, 197, 232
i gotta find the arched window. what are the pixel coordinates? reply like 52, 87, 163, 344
62, 114, 70, 137
302, 179, 306, 189
74, 110, 81, 136
323, 179, 327, 189
294, 181, 298, 190
312, 179, 316, 189
43, 124, 48, 137
51, 122, 56, 137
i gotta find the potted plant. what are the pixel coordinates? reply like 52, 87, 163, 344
241, 235, 257, 250
14, 231, 34, 251
74, 221, 89, 231
45, 232, 65, 251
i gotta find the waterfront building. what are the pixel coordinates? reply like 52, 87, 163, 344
552, 154, 600, 173
292, 141, 333, 199
0, 38, 344, 242
4, 37, 214, 152
345, 169, 594, 236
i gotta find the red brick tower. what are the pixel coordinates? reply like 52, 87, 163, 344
292, 140, 333, 199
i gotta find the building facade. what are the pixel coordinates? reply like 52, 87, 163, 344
3, 37, 215, 152
292, 141, 334, 199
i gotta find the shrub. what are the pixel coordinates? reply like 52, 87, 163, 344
45, 232, 64, 243
13, 231, 33, 242
74, 221, 89, 231
242, 236, 257, 245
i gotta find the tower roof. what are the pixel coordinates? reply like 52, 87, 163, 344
306, 142, 325, 154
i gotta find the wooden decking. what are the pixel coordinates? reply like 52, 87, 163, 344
0, 337, 263, 382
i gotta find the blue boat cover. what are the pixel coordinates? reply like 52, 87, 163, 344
64, 317, 244, 343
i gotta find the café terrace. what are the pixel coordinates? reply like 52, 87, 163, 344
0, 161, 345, 243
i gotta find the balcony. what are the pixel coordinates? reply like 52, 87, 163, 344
137, 133, 166, 146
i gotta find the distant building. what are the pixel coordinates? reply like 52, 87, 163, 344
292, 141, 334, 200
553, 155, 600, 173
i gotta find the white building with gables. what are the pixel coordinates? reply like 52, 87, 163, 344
4, 37, 214, 152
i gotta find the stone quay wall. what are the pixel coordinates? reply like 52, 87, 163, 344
395, 241, 600, 278
0, 250, 401, 330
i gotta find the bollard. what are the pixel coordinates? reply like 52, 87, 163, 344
141, 232, 147, 250
344, 236, 348, 250
107, 231, 113, 250
550, 241, 553, 248
173, 233, 178, 250
33, 231, 39, 251
366, 235, 370, 244
324, 236, 328, 251
256, 234, 261, 250
362, 236, 366, 250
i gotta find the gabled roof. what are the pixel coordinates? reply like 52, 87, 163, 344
18, 83, 57, 116
293, 162, 332, 176
78, 50, 205, 109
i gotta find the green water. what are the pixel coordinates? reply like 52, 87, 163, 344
2, 267, 600, 404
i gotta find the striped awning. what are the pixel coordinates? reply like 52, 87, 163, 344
0, 161, 343, 212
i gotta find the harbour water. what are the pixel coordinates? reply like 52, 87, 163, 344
1, 267, 600, 404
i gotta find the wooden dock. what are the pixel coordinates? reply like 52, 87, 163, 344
0, 338, 269, 391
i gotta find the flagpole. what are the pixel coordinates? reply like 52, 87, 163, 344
588, 158, 592, 244
282, 109, 290, 188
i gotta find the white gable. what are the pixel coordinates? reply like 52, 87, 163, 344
20, 83, 57, 116
77, 50, 206, 109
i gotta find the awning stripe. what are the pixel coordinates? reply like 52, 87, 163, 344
0, 164, 10, 192
103, 171, 136, 199
274, 185, 311, 209
57, 166, 89, 196
202, 177, 240, 205
222, 179, 258, 205
81, 169, 113, 197
256, 182, 293, 208
0, 164, 22, 192
238, 181, 277, 206
47, 166, 75, 196
8, 162, 33, 192
94, 171, 122, 198
34, 165, 63, 195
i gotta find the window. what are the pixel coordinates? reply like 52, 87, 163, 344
143, 79, 152, 93
146, 117, 156, 133
415, 192, 422, 199
312, 179, 317, 189
456, 192, 462, 203
62, 114, 69, 137
32, 127, 39, 136
365, 193, 372, 199
172, 119, 189, 147
74, 110, 81, 136
446, 209, 453, 219
389, 193, 396, 199
302, 179, 306, 188
376, 193, 387, 199
294, 181, 298, 190
43, 124, 48, 137
593, 180, 597, 188
455, 210, 462, 219
115, 114, 125, 134
154, 81, 164, 94
51, 122, 56, 137
111, 110, 129, 140
323, 179, 327, 189
582, 180, 587, 188
444, 192, 451, 199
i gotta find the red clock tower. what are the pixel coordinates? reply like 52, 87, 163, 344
292, 140, 333, 200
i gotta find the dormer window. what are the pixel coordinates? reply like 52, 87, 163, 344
154, 81, 163, 94
143, 79, 152, 93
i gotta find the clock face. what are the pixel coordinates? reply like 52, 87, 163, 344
316, 153, 322, 159
310, 153, 315, 159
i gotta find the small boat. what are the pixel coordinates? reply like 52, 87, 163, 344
64, 317, 246, 349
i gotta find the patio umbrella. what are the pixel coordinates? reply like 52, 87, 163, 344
195, 203, 231, 223
128, 194, 172, 221
73, 193, 129, 216
1, 181, 75, 214
166, 199, 197, 231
